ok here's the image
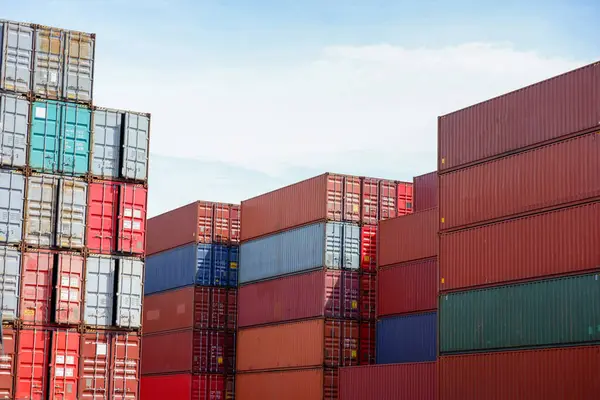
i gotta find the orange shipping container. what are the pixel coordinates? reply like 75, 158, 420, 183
236, 368, 339, 400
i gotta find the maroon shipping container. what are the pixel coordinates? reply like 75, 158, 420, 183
141, 373, 234, 400
359, 273, 376, 320
237, 269, 359, 328
438, 61, 600, 172
440, 201, 600, 292
413, 171, 437, 211
147, 201, 240, 256
377, 258, 437, 317
359, 321, 376, 365
143, 286, 237, 334
0, 328, 15, 399
339, 362, 436, 400
439, 132, 600, 230
378, 208, 438, 267
438, 345, 600, 400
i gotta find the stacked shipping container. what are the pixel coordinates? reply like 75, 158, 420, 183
437, 61, 600, 399
236, 173, 412, 400
140, 201, 239, 400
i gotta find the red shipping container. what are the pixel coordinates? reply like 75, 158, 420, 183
237, 270, 359, 328
359, 273, 376, 320
439, 345, 600, 399
439, 61, 600, 172
378, 208, 438, 267
146, 201, 240, 256
413, 171, 437, 211
396, 181, 414, 216
141, 373, 234, 400
361, 179, 412, 224
440, 201, 600, 292
0, 328, 15, 399
339, 362, 436, 400
377, 258, 437, 317
143, 286, 237, 334
440, 132, 600, 231
359, 321, 376, 365
236, 368, 339, 400
141, 329, 233, 375
360, 225, 377, 272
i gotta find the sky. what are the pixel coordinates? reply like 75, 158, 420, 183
3, 0, 599, 216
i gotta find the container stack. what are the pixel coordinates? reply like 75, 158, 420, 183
0, 19, 149, 398
140, 201, 239, 400
235, 173, 412, 400
437, 62, 600, 399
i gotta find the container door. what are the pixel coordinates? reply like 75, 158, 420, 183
230, 205, 241, 244
0, 327, 16, 399
92, 109, 121, 178
87, 181, 118, 254
359, 273, 376, 321
79, 332, 110, 400
194, 286, 212, 329
33, 26, 63, 99
115, 257, 143, 329
30, 101, 60, 172
195, 245, 213, 286
212, 245, 231, 287
342, 223, 360, 270
197, 202, 215, 243
0, 21, 33, 93
227, 289, 237, 330
55, 253, 84, 324
0, 246, 20, 321
63, 31, 94, 103
379, 180, 397, 220
326, 222, 360, 269
342, 271, 360, 319
214, 203, 231, 243
110, 332, 140, 399
50, 330, 80, 400
25, 174, 58, 246
0, 93, 28, 167
324, 270, 343, 318
16, 328, 50, 400
228, 246, 238, 287
193, 330, 225, 373
21, 250, 54, 324
0, 169, 24, 244
117, 184, 146, 254
60, 103, 91, 175
359, 321, 376, 365
121, 112, 149, 180
397, 182, 413, 216
197, 375, 225, 400
360, 225, 377, 272
56, 178, 87, 249
361, 178, 379, 225
84, 256, 116, 327
208, 288, 227, 330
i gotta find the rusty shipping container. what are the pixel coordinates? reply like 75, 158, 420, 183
338, 362, 436, 400
439, 346, 600, 400
378, 208, 437, 267
236, 368, 339, 400
413, 171, 437, 211
440, 132, 600, 230
440, 201, 600, 292
438, 61, 600, 172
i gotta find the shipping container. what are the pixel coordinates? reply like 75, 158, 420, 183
33, 25, 63, 99
239, 221, 360, 284
63, 30, 94, 103
438, 345, 600, 400
115, 257, 143, 329
359, 273, 376, 320
376, 312, 437, 364
116, 182, 147, 255
0, 327, 15, 399
0, 20, 34, 94
339, 362, 436, 400
396, 181, 413, 215
440, 272, 600, 353
141, 329, 233, 375
144, 243, 238, 294
359, 225, 376, 272
358, 321, 375, 365
141, 373, 234, 400
440, 201, 600, 291
378, 208, 437, 267
361, 179, 411, 224
237, 319, 358, 372
0, 93, 28, 167
440, 132, 600, 230
54, 251, 84, 324
121, 112, 149, 181
413, 171, 437, 211
439, 61, 600, 172
236, 368, 339, 400
143, 286, 237, 334
0, 169, 24, 244
237, 269, 359, 328
0, 246, 19, 322
377, 258, 437, 317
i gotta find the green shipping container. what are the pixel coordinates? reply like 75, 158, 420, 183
440, 272, 600, 354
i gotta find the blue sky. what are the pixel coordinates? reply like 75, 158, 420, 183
2, 0, 598, 215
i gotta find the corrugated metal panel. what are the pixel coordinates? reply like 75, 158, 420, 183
79, 331, 110, 399
440, 272, 600, 353
146, 202, 198, 256
377, 258, 437, 317
63, 30, 94, 103
141, 373, 232, 400
33, 26, 63, 99
361, 178, 401, 224
439, 62, 600, 172
117, 183, 147, 254
121, 112, 149, 181
202, 243, 237, 287
397, 181, 413, 215
359, 273, 376, 320
413, 171, 437, 211
55, 253, 84, 324
86, 180, 118, 254
0, 21, 33, 94
236, 369, 324, 400
378, 208, 437, 267
111, 332, 140, 399
439, 346, 600, 400
440, 132, 600, 230
16, 328, 51, 400
359, 321, 375, 365
240, 222, 360, 284
91, 108, 121, 178
84, 255, 116, 327
360, 225, 376, 272
339, 362, 436, 400
376, 312, 437, 363
0, 327, 15, 399
21, 250, 53, 324
440, 201, 600, 291
0, 93, 28, 167
57, 178, 87, 249
49, 330, 80, 400
25, 174, 57, 246
60, 102, 91, 175
0, 169, 24, 244
0, 246, 20, 321
30, 101, 60, 172
115, 257, 143, 329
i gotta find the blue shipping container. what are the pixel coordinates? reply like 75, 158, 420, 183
144, 243, 238, 294
376, 312, 437, 364
239, 221, 360, 284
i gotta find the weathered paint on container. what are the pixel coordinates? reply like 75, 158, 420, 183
237, 269, 359, 327
117, 182, 147, 255
359, 321, 376, 365
57, 178, 87, 248
0, 21, 34, 94
84, 255, 115, 327
63, 30, 94, 103
440, 201, 600, 291
339, 362, 436, 400
239, 221, 360, 284
440, 132, 600, 230
378, 208, 437, 267
33, 26, 64, 99
377, 258, 437, 317
0, 246, 20, 321
54, 252, 84, 324
440, 272, 600, 353
438, 346, 600, 400
359, 272, 376, 320
376, 312, 437, 364
115, 257, 143, 329
413, 171, 437, 211
360, 225, 376, 272
121, 112, 149, 181
0, 327, 15, 398
91, 108, 123, 179
0, 93, 28, 167
0, 169, 24, 244
141, 373, 234, 400
49, 329, 80, 400
20, 250, 57, 324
